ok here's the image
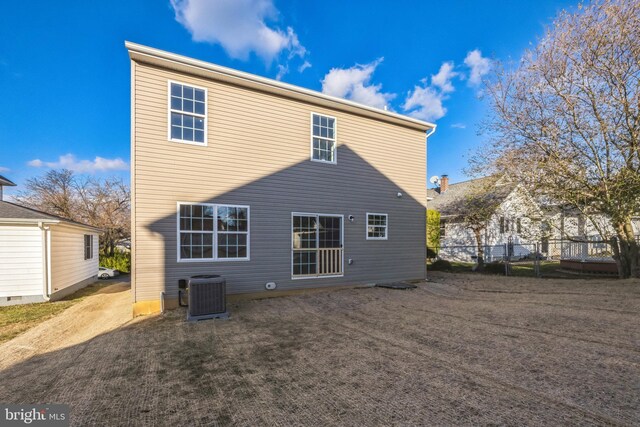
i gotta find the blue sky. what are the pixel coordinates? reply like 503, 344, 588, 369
0, 0, 577, 197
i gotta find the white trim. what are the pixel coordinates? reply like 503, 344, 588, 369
309, 112, 338, 165
176, 202, 250, 262
291, 212, 344, 279
0, 218, 59, 225
291, 274, 344, 281
366, 212, 388, 240
126, 41, 436, 132
0, 218, 100, 233
130, 58, 137, 301
167, 80, 208, 146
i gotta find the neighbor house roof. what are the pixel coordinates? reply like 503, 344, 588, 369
0, 201, 100, 231
0, 175, 16, 187
126, 41, 437, 134
427, 176, 516, 216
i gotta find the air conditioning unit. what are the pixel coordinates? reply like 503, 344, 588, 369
187, 275, 228, 321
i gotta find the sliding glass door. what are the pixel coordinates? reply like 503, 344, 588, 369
292, 214, 343, 278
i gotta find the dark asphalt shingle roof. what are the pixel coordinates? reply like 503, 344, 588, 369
0, 200, 99, 230
0, 201, 61, 220
427, 176, 515, 216
0, 175, 17, 187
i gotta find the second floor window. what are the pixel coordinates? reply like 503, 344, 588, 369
169, 81, 206, 145
311, 113, 336, 163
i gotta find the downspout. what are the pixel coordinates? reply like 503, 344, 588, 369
425, 126, 437, 139
425, 124, 437, 280
39, 222, 52, 301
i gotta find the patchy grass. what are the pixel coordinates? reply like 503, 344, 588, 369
0, 282, 105, 344
429, 260, 565, 277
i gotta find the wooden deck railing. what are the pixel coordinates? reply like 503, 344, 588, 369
317, 248, 343, 276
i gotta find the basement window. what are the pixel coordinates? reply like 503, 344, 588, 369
178, 203, 249, 261
169, 81, 207, 145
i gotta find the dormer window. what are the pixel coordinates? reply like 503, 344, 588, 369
311, 113, 336, 164
169, 81, 207, 145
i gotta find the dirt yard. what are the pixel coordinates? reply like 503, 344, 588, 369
0, 273, 638, 426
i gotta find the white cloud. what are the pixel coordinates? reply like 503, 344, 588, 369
464, 49, 491, 86
275, 64, 288, 80
27, 154, 128, 173
298, 60, 312, 73
430, 62, 458, 93
0, 166, 9, 173
321, 58, 396, 110
170, 0, 306, 64
403, 83, 447, 122
451, 123, 466, 129
403, 59, 469, 122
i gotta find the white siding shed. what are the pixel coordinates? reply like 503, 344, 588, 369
0, 201, 100, 306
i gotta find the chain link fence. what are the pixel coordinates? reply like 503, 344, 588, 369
429, 239, 623, 278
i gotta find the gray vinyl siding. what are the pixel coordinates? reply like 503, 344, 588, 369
132, 61, 428, 302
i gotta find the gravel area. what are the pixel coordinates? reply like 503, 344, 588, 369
0, 273, 638, 426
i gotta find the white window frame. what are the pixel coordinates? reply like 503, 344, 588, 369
366, 213, 388, 240
176, 202, 250, 262
291, 212, 344, 279
167, 80, 208, 146
310, 112, 337, 164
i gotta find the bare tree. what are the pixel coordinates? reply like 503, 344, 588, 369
15, 169, 130, 256
16, 170, 78, 219
76, 178, 130, 256
477, 0, 640, 277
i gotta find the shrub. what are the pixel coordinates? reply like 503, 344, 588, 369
426, 247, 439, 259
429, 259, 452, 271
426, 210, 441, 250
100, 251, 131, 273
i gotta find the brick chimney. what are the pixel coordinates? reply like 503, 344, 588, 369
440, 175, 449, 193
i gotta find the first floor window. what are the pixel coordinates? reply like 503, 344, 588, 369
367, 213, 388, 240
178, 203, 249, 261
84, 235, 94, 260
440, 219, 446, 238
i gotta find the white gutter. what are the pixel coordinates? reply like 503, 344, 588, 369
0, 218, 100, 233
125, 41, 437, 133
0, 218, 60, 225
39, 222, 52, 301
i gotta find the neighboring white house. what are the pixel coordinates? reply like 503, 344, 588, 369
427, 175, 640, 262
427, 175, 545, 261
0, 176, 100, 306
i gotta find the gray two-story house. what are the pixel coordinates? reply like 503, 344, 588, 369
127, 42, 436, 315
